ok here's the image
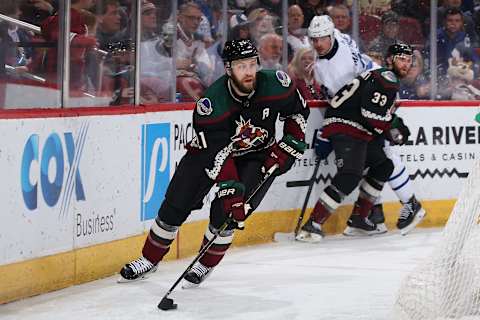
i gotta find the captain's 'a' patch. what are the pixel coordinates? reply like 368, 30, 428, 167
196, 97, 213, 115
381, 70, 398, 83
276, 70, 291, 87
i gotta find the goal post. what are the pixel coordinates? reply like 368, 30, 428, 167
393, 159, 480, 320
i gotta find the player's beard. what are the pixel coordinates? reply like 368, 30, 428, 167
231, 72, 256, 94
394, 63, 410, 78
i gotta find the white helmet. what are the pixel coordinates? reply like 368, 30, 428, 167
308, 15, 334, 38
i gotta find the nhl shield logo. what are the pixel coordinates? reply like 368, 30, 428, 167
381, 70, 398, 83
196, 97, 213, 116
276, 70, 291, 87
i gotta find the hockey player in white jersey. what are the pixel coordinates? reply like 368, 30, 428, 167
297, 15, 426, 240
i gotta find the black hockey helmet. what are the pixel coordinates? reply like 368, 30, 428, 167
222, 39, 259, 66
386, 42, 413, 59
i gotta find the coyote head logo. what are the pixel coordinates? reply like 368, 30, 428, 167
231, 116, 268, 151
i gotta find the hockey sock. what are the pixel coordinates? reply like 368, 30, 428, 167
199, 224, 234, 268
354, 178, 384, 218
142, 218, 178, 264
311, 186, 342, 224
388, 164, 414, 203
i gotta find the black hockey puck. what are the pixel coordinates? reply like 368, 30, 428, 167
158, 297, 178, 311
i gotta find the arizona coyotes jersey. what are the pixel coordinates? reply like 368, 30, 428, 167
313, 30, 378, 100
188, 69, 310, 181
322, 67, 400, 141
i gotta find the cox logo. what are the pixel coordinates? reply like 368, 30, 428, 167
141, 123, 170, 221
21, 126, 88, 214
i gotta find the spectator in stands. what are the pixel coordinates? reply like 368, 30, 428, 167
368, 11, 401, 59
0, 0, 17, 79
20, 0, 57, 26
95, 0, 126, 51
435, 8, 479, 77
228, 13, 251, 41
258, 32, 282, 70
245, 0, 282, 17
288, 47, 324, 100
287, 5, 311, 54
0, 1, 33, 70
446, 57, 480, 100
248, 8, 278, 46
438, 0, 479, 46
139, 22, 173, 98
329, 4, 352, 35
346, 0, 391, 15
297, 0, 329, 29
40, 0, 97, 91
398, 49, 428, 99
141, 1, 158, 41
176, 2, 213, 99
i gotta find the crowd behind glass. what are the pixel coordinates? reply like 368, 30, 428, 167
1, 0, 480, 108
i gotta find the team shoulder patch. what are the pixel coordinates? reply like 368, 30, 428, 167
380, 70, 398, 83
275, 70, 291, 87
196, 97, 213, 116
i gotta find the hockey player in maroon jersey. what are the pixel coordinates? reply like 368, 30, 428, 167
296, 43, 416, 242
119, 39, 309, 286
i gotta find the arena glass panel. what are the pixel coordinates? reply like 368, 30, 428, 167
0, 1, 62, 109
66, 0, 138, 108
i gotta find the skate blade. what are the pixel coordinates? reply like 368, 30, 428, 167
294, 231, 324, 243
343, 226, 388, 237
117, 273, 149, 283
181, 279, 200, 289
273, 232, 296, 242
400, 208, 426, 236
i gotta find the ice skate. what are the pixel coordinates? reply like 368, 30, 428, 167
343, 214, 386, 236
368, 204, 388, 233
118, 256, 157, 283
182, 262, 214, 289
295, 218, 324, 243
397, 196, 426, 235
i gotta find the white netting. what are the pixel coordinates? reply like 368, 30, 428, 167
393, 159, 480, 320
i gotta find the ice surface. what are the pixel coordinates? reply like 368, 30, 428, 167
0, 229, 441, 320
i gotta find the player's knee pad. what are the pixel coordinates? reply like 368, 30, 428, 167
368, 158, 394, 183
359, 177, 385, 202
157, 199, 190, 227
319, 185, 345, 212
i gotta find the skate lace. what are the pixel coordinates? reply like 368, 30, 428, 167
365, 218, 375, 228
129, 257, 154, 275
399, 202, 414, 220
191, 263, 211, 278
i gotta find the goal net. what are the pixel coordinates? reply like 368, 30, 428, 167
393, 159, 480, 320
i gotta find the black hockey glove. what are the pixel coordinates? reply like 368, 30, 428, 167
386, 116, 410, 145
217, 180, 246, 229
313, 128, 333, 160
263, 135, 307, 175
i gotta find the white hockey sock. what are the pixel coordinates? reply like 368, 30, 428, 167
388, 164, 413, 203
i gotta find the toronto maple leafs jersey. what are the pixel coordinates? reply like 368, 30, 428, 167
313, 30, 378, 100
322, 67, 400, 141
188, 69, 310, 181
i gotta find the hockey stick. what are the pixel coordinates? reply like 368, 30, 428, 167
158, 164, 278, 311
274, 158, 321, 242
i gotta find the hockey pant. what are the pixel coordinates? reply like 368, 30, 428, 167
310, 134, 394, 224
142, 151, 273, 268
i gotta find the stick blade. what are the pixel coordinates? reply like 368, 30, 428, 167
273, 232, 296, 242
158, 297, 178, 311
